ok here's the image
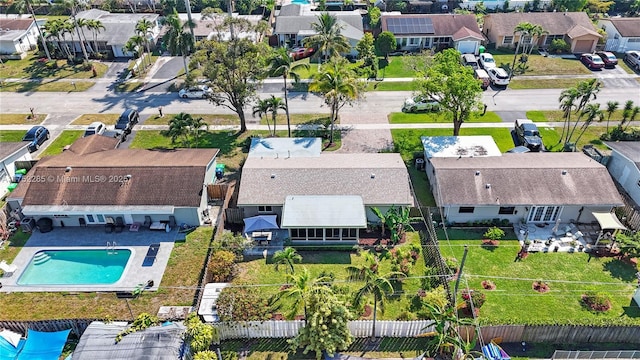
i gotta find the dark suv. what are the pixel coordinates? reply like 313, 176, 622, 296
22, 126, 50, 152
115, 109, 139, 131
514, 119, 543, 152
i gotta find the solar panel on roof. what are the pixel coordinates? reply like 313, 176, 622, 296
386, 17, 434, 34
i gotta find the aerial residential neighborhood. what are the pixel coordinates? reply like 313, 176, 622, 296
1, 0, 640, 358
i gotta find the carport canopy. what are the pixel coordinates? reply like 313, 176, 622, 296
592, 212, 627, 230
282, 195, 366, 228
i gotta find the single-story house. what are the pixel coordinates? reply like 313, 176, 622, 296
599, 17, 640, 52
0, 18, 39, 57
248, 137, 322, 158
429, 152, 623, 224
237, 153, 414, 243
459, 0, 552, 10
381, 14, 484, 54
75, 9, 160, 58
6, 135, 219, 228
72, 321, 187, 359
178, 13, 263, 42
274, 4, 363, 55
483, 12, 601, 53
604, 141, 640, 207
0, 142, 32, 198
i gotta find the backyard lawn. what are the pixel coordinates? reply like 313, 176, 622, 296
389, 111, 502, 124
234, 233, 425, 321
438, 238, 640, 326
39, 130, 83, 158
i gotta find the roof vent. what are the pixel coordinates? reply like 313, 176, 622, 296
65, 166, 72, 173
475, 171, 480, 176
485, 183, 491, 189
371, 173, 375, 179
271, 173, 276, 179
562, 170, 567, 175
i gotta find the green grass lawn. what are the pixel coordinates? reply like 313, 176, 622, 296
0, 80, 94, 92
491, 54, 592, 76
234, 233, 425, 321
379, 56, 418, 78
0, 54, 108, 79
39, 130, 83, 158
71, 114, 120, 125
366, 81, 415, 91
0, 130, 28, 142
439, 238, 640, 326
509, 78, 585, 90
389, 111, 502, 124
0, 113, 46, 125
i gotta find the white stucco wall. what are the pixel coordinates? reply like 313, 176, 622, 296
0, 145, 31, 197
607, 151, 640, 206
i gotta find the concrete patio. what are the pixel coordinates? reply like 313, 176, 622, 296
0, 225, 197, 293
514, 222, 602, 253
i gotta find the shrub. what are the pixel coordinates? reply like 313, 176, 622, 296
115, 313, 159, 343
212, 232, 251, 261
194, 351, 217, 360
421, 266, 438, 290
397, 311, 417, 321
422, 285, 448, 309
207, 250, 236, 282
549, 39, 570, 54
221, 351, 239, 360
216, 285, 271, 322
185, 312, 216, 352
581, 291, 612, 312
461, 289, 486, 309
483, 226, 505, 241
444, 257, 458, 273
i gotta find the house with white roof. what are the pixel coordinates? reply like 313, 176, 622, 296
605, 141, 640, 207
0, 18, 39, 57
599, 17, 640, 52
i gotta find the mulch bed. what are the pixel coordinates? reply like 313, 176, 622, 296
532, 281, 550, 293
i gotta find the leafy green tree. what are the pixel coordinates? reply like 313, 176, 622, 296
236, 0, 260, 14
415, 49, 482, 136
193, 351, 217, 360
346, 256, 403, 339
552, 0, 587, 11
614, 231, 640, 260
207, 250, 237, 282
375, 31, 396, 61
289, 288, 353, 360
356, 33, 375, 60
368, 6, 381, 28
272, 247, 303, 275
605, 100, 619, 133
267, 47, 309, 137
191, 18, 268, 133
586, 0, 614, 13
309, 55, 364, 144
302, 13, 351, 65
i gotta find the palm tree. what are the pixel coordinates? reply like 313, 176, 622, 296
75, 18, 92, 55
252, 98, 272, 135
268, 47, 310, 137
619, 100, 635, 130
273, 268, 331, 321
526, 24, 547, 56
565, 79, 602, 145
421, 304, 474, 356
302, 13, 350, 66
265, 95, 287, 136
163, 10, 194, 76
605, 100, 619, 133
272, 247, 302, 275
164, 112, 192, 146
309, 55, 361, 145
510, 22, 532, 80
9, 0, 52, 60
125, 35, 145, 69
136, 19, 155, 68
86, 19, 105, 56
626, 106, 640, 131
188, 116, 208, 147
255, 19, 271, 43
558, 87, 579, 145
574, 103, 602, 145
54, 0, 90, 61
44, 19, 66, 58
346, 262, 401, 339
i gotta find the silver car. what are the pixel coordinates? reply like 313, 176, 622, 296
402, 95, 441, 113
178, 85, 213, 99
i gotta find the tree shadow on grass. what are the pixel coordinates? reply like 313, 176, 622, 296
620, 297, 640, 318
602, 258, 637, 282
298, 251, 352, 264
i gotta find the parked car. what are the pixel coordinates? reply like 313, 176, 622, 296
22, 126, 49, 152
487, 67, 510, 87
625, 50, 640, 71
506, 145, 531, 153
514, 119, 543, 152
402, 95, 441, 113
289, 47, 315, 61
178, 85, 213, 99
474, 69, 490, 90
83, 122, 106, 137
580, 53, 605, 70
479, 53, 497, 69
595, 51, 618, 68
461, 54, 479, 69
115, 109, 139, 131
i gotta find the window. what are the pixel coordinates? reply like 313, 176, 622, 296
498, 207, 516, 215
503, 36, 513, 45
308, 228, 323, 239
409, 37, 421, 45
97, 214, 105, 222
344, 228, 357, 239
258, 206, 272, 213
521, 35, 532, 44
326, 228, 341, 239
527, 206, 561, 222
290, 228, 306, 239
459, 207, 475, 213
86, 215, 95, 223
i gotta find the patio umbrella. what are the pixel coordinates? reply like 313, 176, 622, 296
552, 218, 561, 234
243, 215, 279, 234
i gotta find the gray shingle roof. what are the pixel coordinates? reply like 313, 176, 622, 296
237, 153, 414, 206
76, 9, 159, 45
274, 11, 363, 40
431, 152, 623, 207
608, 18, 640, 38
381, 14, 482, 38
484, 11, 597, 37
605, 141, 640, 168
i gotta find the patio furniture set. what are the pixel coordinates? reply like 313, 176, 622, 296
517, 222, 592, 253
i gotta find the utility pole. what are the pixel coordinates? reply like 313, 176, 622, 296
452, 245, 468, 309
183, 0, 196, 43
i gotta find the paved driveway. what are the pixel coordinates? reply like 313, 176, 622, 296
337, 111, 393, 153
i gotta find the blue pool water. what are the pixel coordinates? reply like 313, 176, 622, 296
291, 0, 310, 4
17, 249, 131, 285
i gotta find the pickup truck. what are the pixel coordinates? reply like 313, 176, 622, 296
625, 51, 640, 71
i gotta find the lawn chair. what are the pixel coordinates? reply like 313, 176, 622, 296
115, 217, 125, 233
0, 260, 18, 277
169, 216, 177, 229
105, 217, 115, 233
142, 243, 160, 267
144, 216, 152, 229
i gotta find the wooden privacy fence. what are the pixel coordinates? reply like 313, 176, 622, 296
207, 184, 229, 202
214, 320, 434, 340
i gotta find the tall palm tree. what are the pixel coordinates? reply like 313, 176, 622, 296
188, 116, 208, 147
509, 22, 532, 80
308, 55, 361, 145
272, 247, 302, 275
9, 0, 52, 60
125, 35, 145, 66
268, 47, 310, 137
626, 106, 640, 131
136, 18, 155, 68
265, 95, 287, 136
75, 17, 92, 55
302, 13, 350, 67
558, 87, 579, 145
44, 19, 66, 58
526, 24, 547, 56
346, 262, 401, 339
54, 0, 90, 61
163, 10, 194, 76
273, 268, 331, 322
252, 98, 272, 135
574, 103, 602, 145
86, 19, 105, 56
566, 79, 602, 144
619, 100, 635, 130
605, 100, 619, 133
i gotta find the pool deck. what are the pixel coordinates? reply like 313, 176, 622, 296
0, 226, 188, 293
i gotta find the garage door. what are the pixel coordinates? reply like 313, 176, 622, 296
573, 39, 594, 53
457, 41, 478, 55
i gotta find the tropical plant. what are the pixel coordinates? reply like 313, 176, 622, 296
53, 0, 90, 61
375, 31, 396, 61
272, 247, 302, 275
125, 35, 145, 64
421, 304, 474, 356
164, 9, 195, 76
415, 48, 482, 136
574, 102, 603, 145
560, 79, 602, 149
44, 19, 67, 58
558, 86, 579, 146
185, 312, 218, 352
272, 267, 332, 321
604, 100, 619, 133
115, 313, 159, 343
8, 0, 52, 60
207, 250, 237, 282
371, 206, 417, 244
252, 98, 272, 135
135, 18, 155, 68
302, 13, 350, 66
161, 112, 207, 147
267, 47, 309, 137
309, 55, 364, 144
483, 226, 505, 241
265, 95, 287, 136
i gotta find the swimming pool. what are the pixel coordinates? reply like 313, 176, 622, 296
291, 0, 311, 4
17, 249, 131, 286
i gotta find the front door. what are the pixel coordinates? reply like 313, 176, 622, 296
527, 206, 562, 223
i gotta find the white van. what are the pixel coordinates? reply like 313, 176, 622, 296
474, 69, 490, 90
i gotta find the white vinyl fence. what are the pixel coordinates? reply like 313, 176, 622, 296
215, 320, 434, 340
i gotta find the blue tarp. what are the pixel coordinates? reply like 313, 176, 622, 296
0, 336, 25, 360
482, 342, 511, 360
16, 329, 71, 360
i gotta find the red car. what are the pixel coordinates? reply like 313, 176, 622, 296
289, 47, 315, 61
595, 51, 618, 68
580, 53, 605, 70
